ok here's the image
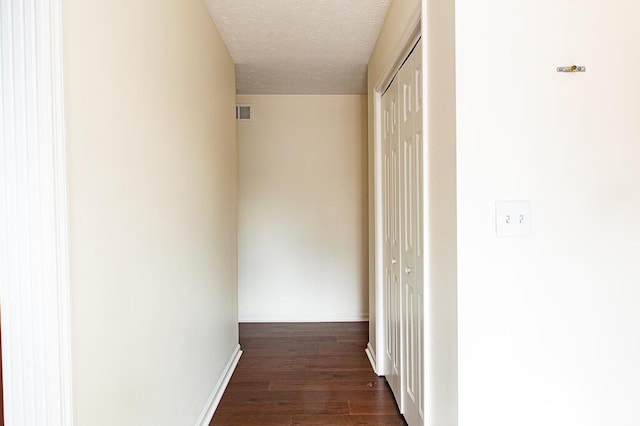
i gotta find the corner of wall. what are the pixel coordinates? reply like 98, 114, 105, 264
195, 345, 242, 426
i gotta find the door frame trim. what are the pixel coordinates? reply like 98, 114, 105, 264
372, 3, 422, 377
0, 0, 74, 424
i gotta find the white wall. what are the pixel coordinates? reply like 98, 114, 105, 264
237, 95, 368, 322
456, 0, 640, 425
63, 0, 238, 424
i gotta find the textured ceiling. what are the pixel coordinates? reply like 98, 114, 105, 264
204, 0, 391, 94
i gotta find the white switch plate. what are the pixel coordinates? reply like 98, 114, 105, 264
496, 200, 532, 238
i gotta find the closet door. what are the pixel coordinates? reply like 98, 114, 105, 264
399, 39, 424, 426
382, 77, 403, 407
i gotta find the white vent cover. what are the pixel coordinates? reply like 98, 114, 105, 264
236, 104, 253, 121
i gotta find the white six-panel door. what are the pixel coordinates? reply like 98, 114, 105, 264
381, 38, 424, 426
399, 39, 424, 426
382, 76, 402, 407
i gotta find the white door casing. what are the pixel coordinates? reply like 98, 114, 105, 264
0, 0, 74, 425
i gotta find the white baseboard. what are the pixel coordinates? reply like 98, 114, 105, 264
195, 344, 242, 426
239, 313, 369, 323
365, 342, 380, 375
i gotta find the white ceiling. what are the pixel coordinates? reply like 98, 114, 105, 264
204, 0, 391, 95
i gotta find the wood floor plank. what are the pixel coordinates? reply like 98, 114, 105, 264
211, 322, 406, 425
235, 356, 312, 371
348, 398, 403, 415
212, 413, 293, 425
217, 401, 350, 415
318, 341, 368, 354
290, 414, 406, 425
240, 346, 321, 357
302, 355, 371, 372
268, 379, 388, 392
269, 370, 381, 380
219, 390, 396, 404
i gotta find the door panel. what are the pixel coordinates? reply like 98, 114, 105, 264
382, 38, 423, 425
399, 38, 424, 426
382, 77, 402, 407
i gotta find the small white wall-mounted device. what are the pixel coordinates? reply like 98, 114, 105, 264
496, 200, 532, 238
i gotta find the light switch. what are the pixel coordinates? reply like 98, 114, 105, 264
496, 200, 532, 238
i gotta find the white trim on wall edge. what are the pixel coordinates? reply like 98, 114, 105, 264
0, 0, 74, 424
239, 314, 369, 323
195, 344, 243, 426
365, 342, 380, 376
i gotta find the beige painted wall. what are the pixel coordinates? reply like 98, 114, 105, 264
456, 0, 640, 424
236, 95, 368, 322
366, 0, 420, 367
63, 0, 238, 424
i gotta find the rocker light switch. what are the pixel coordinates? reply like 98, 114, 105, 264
496, 201, 532, 238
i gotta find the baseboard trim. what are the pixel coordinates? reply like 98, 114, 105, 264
365, 342, 380, 376
239, 314, 369, 323
195, 344, 242, 426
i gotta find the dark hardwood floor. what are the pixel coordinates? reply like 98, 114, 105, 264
211, 322, 406, 425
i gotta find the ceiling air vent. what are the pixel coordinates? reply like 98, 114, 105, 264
236, 104, 253, 121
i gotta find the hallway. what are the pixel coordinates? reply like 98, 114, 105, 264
211, 323, 405, 425
6, 0, 640, 423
